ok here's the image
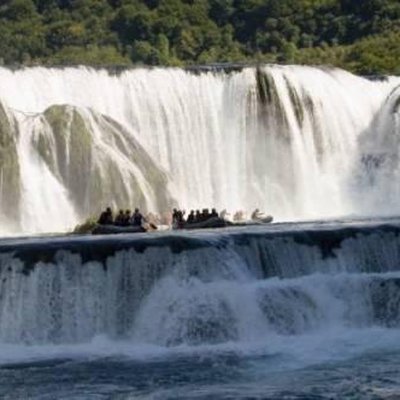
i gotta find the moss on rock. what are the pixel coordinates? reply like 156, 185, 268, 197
68, 110, 94, 207
96, 113, 173, 212
41, 104, 174, 219
44, 105, 72, 180
32, 121, 58, 177
0, 102, 21, 225
72, 216, 97, 234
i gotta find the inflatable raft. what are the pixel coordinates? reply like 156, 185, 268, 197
92, 224, 146, 235
179, 215, 273, 230
180, 217, 232, 230
92, 216, 273, 234
234, 215, 274, 225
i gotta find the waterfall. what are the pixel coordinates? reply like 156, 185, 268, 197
351, 83, 400, 213
0, 222, 400, 346
0, 65, 399, 233
17, 114, 78, 233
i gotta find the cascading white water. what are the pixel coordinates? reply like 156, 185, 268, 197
132, 271, 400, 346
350, 83, 400, 213
1, 226, 400, 346
16, 114, 78, 233
0, 65, 399, 233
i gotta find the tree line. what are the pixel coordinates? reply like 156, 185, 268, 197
0, 0, 399, 74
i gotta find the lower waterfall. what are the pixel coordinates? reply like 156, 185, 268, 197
1, 221, 400, 346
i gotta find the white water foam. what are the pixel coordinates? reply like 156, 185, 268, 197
0, 226, 400, 376
1, 326, 399, 376
17, 114, 78, 233
1, 239, 400, 357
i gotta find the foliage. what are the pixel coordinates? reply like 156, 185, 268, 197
0, 0, 399, 74
72, 216, 97, 234
345, 29, 400, 75
46, 45, 131, 65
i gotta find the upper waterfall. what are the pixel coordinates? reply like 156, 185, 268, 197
0, 65, 399, 234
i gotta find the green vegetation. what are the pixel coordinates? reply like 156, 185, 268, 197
0, 102, 21, 224
0, 0, 399, 74
72, 216, 97, 233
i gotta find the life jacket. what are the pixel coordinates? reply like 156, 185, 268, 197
133, 213, 143, 226
98, 212, 108, 225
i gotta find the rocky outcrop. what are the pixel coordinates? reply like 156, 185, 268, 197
0, 102, 20, 227
32, 105, 174, 218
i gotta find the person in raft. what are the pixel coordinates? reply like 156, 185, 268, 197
211, 208, 218, 218
123, 210, 131, 226
114, 210, 125, 226
187, 210, 195, 224
131, 208, 144, 226
98, 207, 114, 225
251, 208, 266, 221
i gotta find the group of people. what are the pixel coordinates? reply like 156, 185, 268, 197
98, 207, 145, 227
172, 208, 220, 228
97, 206, 268, 229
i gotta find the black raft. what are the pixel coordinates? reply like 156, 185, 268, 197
92, 224, 147, 235
180, 217, 232, 230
